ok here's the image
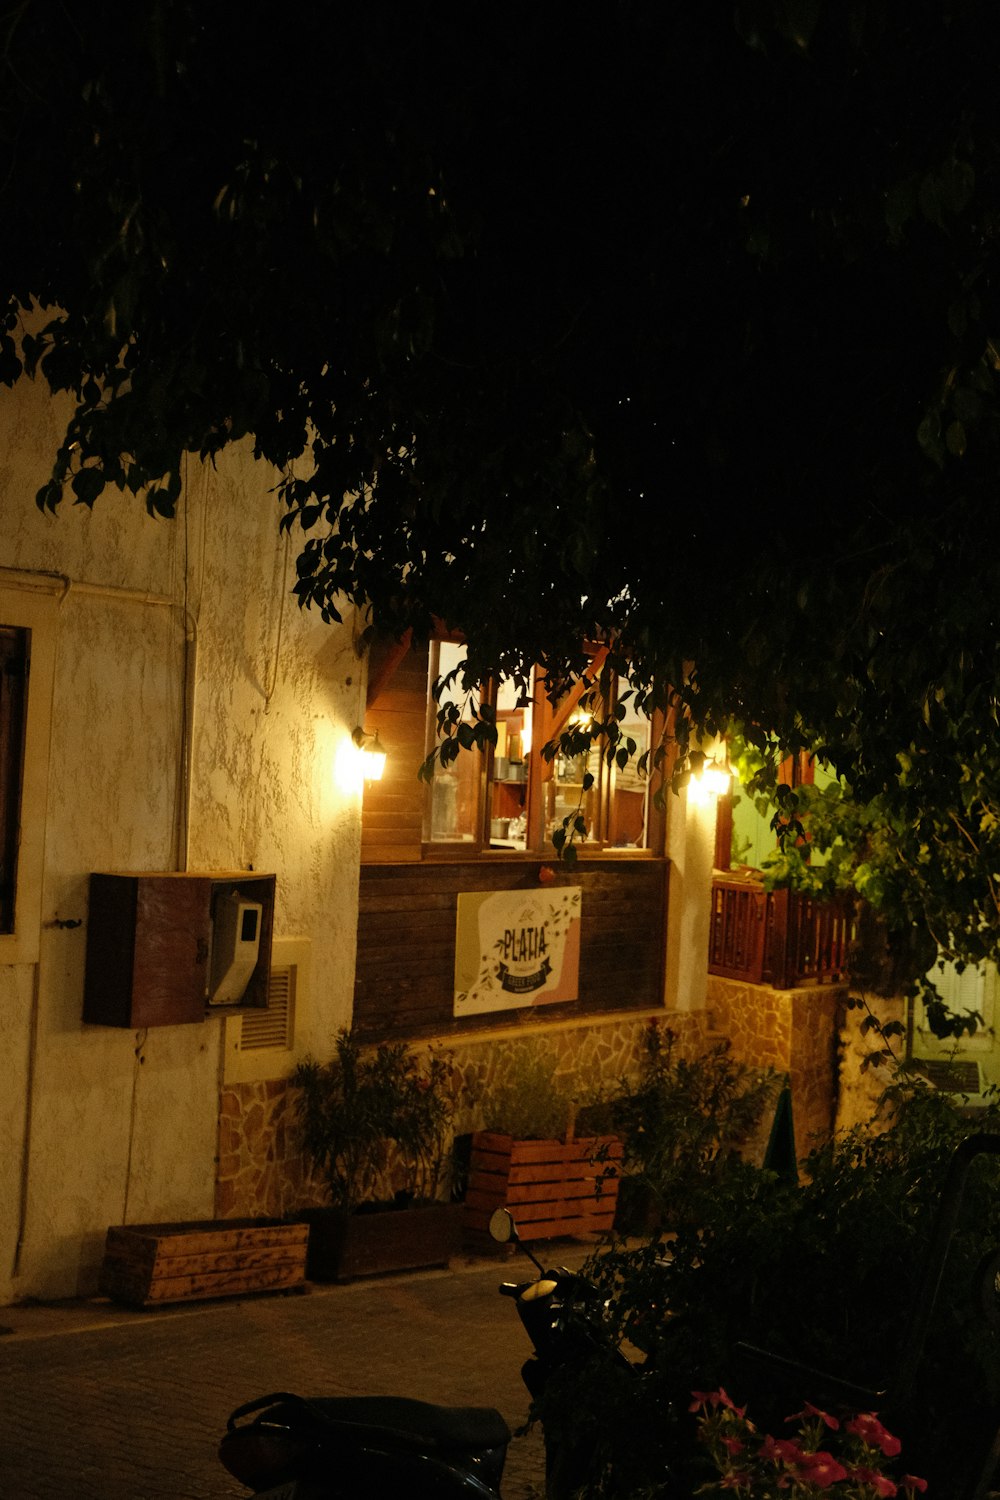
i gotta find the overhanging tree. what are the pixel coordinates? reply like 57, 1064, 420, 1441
4, 1, 1000, 989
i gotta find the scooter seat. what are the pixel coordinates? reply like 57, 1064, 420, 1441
225, 1390, 510, 1453
300, 1395, 511, 1451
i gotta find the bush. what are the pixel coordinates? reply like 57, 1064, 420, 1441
586, 1021, 778, 1229
294, 1030, 458, 1210
480, 1040, 576, 1140
534, 1079, 1000, 1498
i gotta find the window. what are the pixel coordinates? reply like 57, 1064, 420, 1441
423, 643, 662, 856
0, 587, 56, 965
0, 626, 28, 933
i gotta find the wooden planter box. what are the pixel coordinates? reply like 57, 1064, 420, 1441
464, 1132, 622, 1246
99, 1218, 309, 1309
299, 1202, 464, 1282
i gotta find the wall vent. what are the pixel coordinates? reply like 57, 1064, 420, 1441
240, 964, 295, 1052
223, 936, 310, 1084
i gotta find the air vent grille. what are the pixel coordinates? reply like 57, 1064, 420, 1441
239, 965, 294, 1052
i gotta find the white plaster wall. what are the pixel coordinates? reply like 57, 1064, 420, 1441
0, 372, 362, 1302
664, 783, 719, 1011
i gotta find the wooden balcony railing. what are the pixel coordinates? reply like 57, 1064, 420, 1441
708, 871, 854, 989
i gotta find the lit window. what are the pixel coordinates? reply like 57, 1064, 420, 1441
425, 641, 483, 844
424, 644, 660, 857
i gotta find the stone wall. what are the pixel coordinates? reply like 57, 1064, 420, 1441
706, 975, 843, 1154
214, 1008, 710, 1218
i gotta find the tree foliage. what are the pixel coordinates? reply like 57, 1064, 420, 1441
5, 2, 1000, 962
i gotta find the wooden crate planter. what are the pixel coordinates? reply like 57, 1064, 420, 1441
299, 1202, 464, 1282
99, 1218, 309, 1309
464, 1132, 622, 1246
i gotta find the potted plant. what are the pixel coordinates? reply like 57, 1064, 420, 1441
463, 1041, 622, 1247
599, 1020, 779, 1235
293, 1030, 463, 1280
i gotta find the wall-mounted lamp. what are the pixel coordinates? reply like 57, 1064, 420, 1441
352, 726, 387, 782
688, 751, 732, 803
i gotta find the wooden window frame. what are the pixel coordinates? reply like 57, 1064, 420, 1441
422, 642, 666, 860
0, 626, 28, 932
0, 588, 57, 964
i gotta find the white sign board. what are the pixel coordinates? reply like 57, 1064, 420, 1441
453, 887, 582, 1016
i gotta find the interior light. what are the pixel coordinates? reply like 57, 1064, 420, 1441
352, 726, 387, 782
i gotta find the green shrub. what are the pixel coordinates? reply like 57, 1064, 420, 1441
481, 1041, 576, 1140
535, 1078, 1000, 1498
294, 1030, 457, 1210
594, 1021, 778, 1227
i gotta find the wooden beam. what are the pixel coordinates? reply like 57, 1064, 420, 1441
366, 629, 414, 709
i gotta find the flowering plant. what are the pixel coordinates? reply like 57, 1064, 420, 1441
691, 1389, 927, 1499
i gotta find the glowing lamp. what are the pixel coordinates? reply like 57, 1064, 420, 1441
352, 726, 387, 782
688, 753, 732, 804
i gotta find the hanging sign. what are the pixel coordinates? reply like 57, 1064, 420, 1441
453, 886, 582, 1016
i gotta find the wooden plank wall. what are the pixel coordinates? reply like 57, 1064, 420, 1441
353, 858, 668, 1039
361, 639, 428, 863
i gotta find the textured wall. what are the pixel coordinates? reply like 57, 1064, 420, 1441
0, 373, 361, 1302
215, 1008, 709, 1218
707, 974, 842, 1152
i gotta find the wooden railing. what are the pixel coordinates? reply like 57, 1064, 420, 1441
709, 871, 854, 989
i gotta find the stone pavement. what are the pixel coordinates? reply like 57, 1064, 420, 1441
0, 1244, 593, 1499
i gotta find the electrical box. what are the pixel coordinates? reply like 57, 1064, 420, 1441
83, 871, 275, 1027
209, 892, 264, 1005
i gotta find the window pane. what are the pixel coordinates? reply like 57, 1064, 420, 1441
546, 741, 602, 845
426, 642, 482, 843
0, 626, 28, 932
608, 702, 651, 849
489, 671, 533, 849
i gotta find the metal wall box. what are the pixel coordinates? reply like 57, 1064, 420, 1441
83, 871, 275, 1027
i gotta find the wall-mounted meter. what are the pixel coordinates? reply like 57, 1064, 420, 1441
209, 892, 264, 1006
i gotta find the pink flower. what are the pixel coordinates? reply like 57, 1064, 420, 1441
798, 1449, 850, 1486
787, 1402, 840, 1431
850, 1465, 898, 1496
900, 1476, 928, 1494
846, 1413, 902, 1458
722, 1436, 745, 1455
689, 1387, 747, 1416
760, 1434, 805, 1464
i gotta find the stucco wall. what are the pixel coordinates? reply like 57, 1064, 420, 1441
0, 372, 362, 1302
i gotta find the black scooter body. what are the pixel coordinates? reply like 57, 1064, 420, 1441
220, 1391, 510, 1498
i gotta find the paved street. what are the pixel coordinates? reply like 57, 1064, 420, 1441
0, 1250, 588, 1498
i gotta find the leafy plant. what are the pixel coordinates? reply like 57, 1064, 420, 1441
596, 1021, 778, 1227
481, 1041, 577, 1141
692, 1389, 926, 1500
294, 1030, 458, 1211
534, 1078, 1000, 1497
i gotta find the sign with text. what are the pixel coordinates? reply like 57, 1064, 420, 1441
454, 887, 582, 1016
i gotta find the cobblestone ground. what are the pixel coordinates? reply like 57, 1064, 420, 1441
0, 1260, 554, 1499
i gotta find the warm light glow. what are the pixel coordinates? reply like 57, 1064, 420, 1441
688, 757, 732, 804
701, 762, 732, 797
352, 725, 387, 782
334, 736, 365, 795
360, 741, 387, 781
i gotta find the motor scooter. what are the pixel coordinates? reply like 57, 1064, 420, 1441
218, 1207, 629, 1499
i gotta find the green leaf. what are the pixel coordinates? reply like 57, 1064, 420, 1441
945, 419, 967, 457
71, 467, 106, 507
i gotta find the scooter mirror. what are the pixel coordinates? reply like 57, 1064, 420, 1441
489, 1207, 516, 1244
